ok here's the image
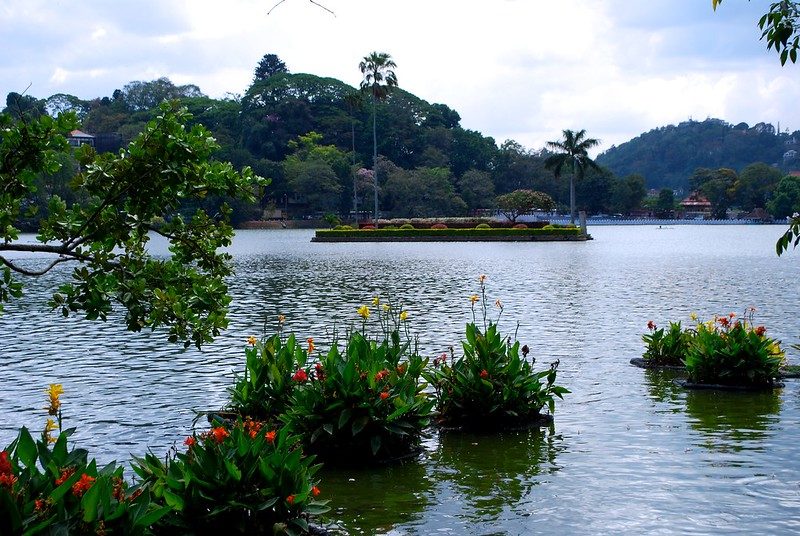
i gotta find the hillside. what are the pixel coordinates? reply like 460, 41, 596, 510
596, 119, 800, 191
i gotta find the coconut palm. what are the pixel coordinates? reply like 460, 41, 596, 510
545, 129, 601, 224
359, 51, 398, 224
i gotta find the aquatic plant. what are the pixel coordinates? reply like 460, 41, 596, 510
642, 320, 694, 366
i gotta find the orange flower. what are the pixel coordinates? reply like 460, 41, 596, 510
34, 499, 46, 512
247, 335, 258, 346
396, 364, 406, 375
479, 369, 489, 379
71, 473, 95, 497
647, 320, 656, 330
479, 274, 486, 283
379, 391, 390, 400
312, 486, 321, 497
278, 314, 286, 324
244, 420, 263, 439
374, 369, 389, 382
0, 451, 11, 475
265, 430, 277, 443
184, 436, 196, 448
286, 494, 296, 505
210, 427, 229, 444
307, 337, 315, 354
0, 473, 16, 489
755, 325, 767, 337
718, 317, 730, 328
55, 467, 75, 486
292, 369, 308, 382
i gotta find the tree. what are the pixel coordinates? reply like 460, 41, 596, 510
254, 53, 289, 82
458, 169, 495, 210
284, 132, 349, 214
692, 167, 737, 219
545, 129, 601, 224
767, 174, 800, 217
610, 174, 647, 215
654, 188, 676, 218
359, 51, 398, 224
495, 189, 555, 223
0, 103, 268, 348
382, 165, 467, 217
713, 1, 800, 65
734, 162, 783, 211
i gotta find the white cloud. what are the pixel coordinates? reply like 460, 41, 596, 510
2, 0, 798, 152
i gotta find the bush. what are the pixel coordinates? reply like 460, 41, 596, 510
282, 303, 433, 463
333, 224, 353, 230
642, 320, 693, 366
1, 386, 166, 535
315, 228, 582, 239
684, 312, 784, 386
228, 333, 310, 422
423, 280, 568, 429
399, 223, 415, 230
512, 223, 528, 229
431, 223, 448, 229
475, 223, 491, 229
133, 423, 327, 534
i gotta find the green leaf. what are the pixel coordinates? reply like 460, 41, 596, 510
370, 435, 381, 456
351, 416, 369, 436
16, 428, 37, 468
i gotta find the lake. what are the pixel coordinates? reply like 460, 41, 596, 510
2, 225, 799, 534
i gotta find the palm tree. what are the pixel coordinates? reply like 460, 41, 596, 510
545, 129, 601, 224
359, 51, 398, 224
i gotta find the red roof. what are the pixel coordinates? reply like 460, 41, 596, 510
69, 129, 94, 138
681, 192, 711, 208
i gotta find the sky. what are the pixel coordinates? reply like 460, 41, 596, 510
2, 0, 798, 155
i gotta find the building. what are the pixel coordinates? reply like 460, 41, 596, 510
680, 192, 712, 219
67, 130, 95, 148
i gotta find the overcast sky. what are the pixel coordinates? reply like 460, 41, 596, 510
2, 0, 798, 154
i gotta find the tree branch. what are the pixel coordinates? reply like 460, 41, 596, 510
0, 254, 77, 276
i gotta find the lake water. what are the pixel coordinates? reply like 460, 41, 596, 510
2, 225, 799, 534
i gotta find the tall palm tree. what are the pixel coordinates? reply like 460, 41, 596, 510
545, 129, 601, 224
359, 51, 398, 224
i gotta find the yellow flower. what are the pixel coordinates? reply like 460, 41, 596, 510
357, 305, 370, 319
399, 310, 408, 321
44, 418, 58, 444
46, 384, 63, 416
372, 296, 380, 306
382, 303, 390, 312
690, 312, 698, 321
278, 314, 285, 324
479, 274, 486, 283
307, 337, 315, 354
247, 336, 258, 346
469, 295, 479, 304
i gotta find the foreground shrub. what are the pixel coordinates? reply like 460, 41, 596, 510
430, 223, 448, 229
399, 223, 415, 230
228, 331, 310, 422
283, 303, 434, 463
1, 386, 165, 535
642, 320, 693, 366
684, 311, 784, 387
134, 423, 327, 535
424, 278, 568, 429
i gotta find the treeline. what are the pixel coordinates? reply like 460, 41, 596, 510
597, 118, 800, 191
4, 54, 800, 223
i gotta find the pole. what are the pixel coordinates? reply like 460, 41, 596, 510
372, 92, 378, 226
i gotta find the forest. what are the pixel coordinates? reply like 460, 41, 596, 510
4, 53, 800, 225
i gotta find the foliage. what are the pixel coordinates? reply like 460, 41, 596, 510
495, 189, 555, 222
1, 386, 167, 535
229, 332, 310, 422
424, 280, 568, 428
315, 227, 581, 239
282, 303, 434, 462
684, 311, 784, 386
382, 164, 467, 217
0, 102, 268, 348
133, 423, 327, 535
642, 320, 694, 366
713, 0, 800, 65
254, 53, 289, 82
768, 175, 800, 218
777, 213, 800, 255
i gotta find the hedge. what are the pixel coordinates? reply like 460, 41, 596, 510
315, 227, 582, 239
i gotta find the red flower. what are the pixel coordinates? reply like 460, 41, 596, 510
647, 320, 656, 330
292, 369, 308, 382
479, 369, 489, 379
755, 325, 767, 337
311, 486, 321, 497
396, 364, 406, 374
718, 317, 730, 328
244, 420, 263, 439
374, 369, 389, 382
71, 473, 95, 497
34, 499, 46, 512
0, 451, 11, 474
0, 473, 17, 489
55, 467, 75, 486
286, 494, 296, 505
210, 427, 229, 444
265, 430, 277, 443
379, 391, 390, 400
184, 436, 196, 448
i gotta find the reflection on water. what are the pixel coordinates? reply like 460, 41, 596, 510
685, 389, 782, 451
2, 226, 800, 534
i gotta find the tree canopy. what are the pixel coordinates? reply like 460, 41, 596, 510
0, 103, 267, 348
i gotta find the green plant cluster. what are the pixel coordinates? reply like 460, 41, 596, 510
1, 427, 167, 535
685, 317, 783, 386
316, 227, 581, 238
642, 321, 693, 366
641, 312, 785, 387
133, 423, 326, 535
